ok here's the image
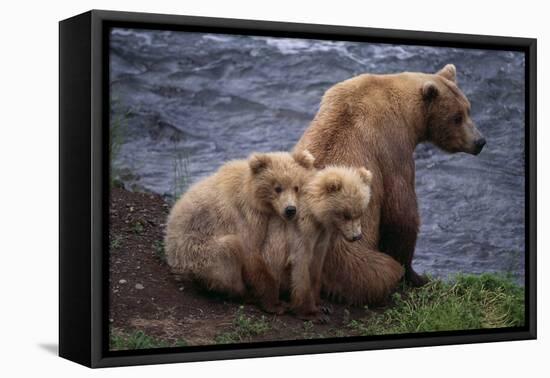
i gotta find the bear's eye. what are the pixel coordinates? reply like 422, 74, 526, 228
343, 212, 352, 221
274, 186, 283, 194
453, 113, 463, 125
294, 186, 299, 193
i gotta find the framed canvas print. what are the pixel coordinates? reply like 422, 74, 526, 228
59, 10, 536, 368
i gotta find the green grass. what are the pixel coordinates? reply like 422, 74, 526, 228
110, 329, 187, 351
153, 239, 166, 262
349, 273, 524, 336
215, 306, 271, 344
301, 320, 324, 339
132, 220, 144, 234
110, 235, 123, 250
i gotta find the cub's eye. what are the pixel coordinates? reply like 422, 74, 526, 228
294, 186, 299, 193
453, 113, 463, 125
343, 213, 352, 221
274, 186, 283, 194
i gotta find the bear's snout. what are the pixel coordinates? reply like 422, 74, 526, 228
351, 234, 362, 242
473, 137, 486, 155
284, 205, 297, 219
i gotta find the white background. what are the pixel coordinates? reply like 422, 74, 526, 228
0, 0, 547, 376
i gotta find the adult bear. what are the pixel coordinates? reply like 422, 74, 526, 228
294, 64, 485, 304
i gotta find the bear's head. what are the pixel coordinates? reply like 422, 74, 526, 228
306, 166, 373, 242
422, 64, 486, 155
248, 150, 316, 220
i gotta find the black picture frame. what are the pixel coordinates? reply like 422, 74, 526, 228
59, 9, 537, 368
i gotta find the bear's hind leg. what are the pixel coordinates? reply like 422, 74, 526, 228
321, 240, 404, 305
200, 235, 247, 297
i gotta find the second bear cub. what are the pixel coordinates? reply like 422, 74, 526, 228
289, 166, 373, 319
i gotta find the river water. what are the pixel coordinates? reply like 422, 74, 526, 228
109, 28, 525, 283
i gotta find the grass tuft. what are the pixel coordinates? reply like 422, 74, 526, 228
215, 306, 271, 344
110, 235, 123, 251
348, 273, 524, 336
110, 329, 187, 351
153, 239, 166, 262
132, 221, 144, 234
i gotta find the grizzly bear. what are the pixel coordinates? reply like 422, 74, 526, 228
294, 64, 485, 304
287, 166, 374, 319
165, 150, 316, 314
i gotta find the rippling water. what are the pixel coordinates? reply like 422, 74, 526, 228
110, 28, 525, 283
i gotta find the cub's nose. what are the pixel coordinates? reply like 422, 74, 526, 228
284, 206, 296, 219
351, 234, 362, 242
474, 138, 486, 153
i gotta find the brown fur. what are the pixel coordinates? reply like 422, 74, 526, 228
294, 64, 485, 302
165, 150, 315, 313
289, 166, 373, 318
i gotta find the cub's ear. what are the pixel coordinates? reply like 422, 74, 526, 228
323, 173, 342, 193
293, 149, 315, 169
422, 81, 439, 101
436, 64, 457, 83
249, 153, 271, 174
357, 168, 373, 186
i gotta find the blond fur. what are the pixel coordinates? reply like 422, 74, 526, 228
165, 150, 315, 313
288, 166, 374, 318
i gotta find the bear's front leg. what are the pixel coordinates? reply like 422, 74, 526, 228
288, 234, 320, 319
241, 254, 286, 314
310, 231, 332, 307
379, 177, 428, 287
240, 216, 286, 314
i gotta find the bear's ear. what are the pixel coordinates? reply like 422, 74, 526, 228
323, 173, 342, 193
357, 167, 373, 186
249, 153, 271, 174
436, 64, 457, 83
293, 149, 315, 169
422, 81, 439, 102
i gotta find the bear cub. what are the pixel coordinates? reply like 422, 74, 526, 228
164, 150, 315, 314
288, 166, 373, 319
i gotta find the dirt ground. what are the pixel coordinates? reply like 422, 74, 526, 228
109, 187, 385, 348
